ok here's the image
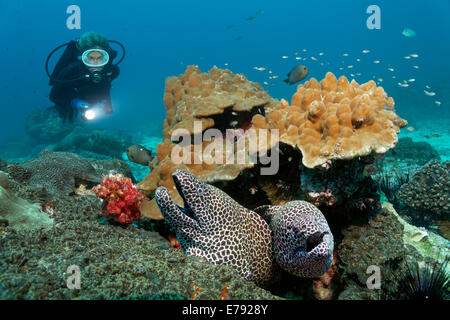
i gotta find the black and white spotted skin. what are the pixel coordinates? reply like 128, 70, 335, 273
155, 170, 275, 286
256, 201, 334, 278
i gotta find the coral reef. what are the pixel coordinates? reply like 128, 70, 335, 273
25, 107, 76, 143
138, 65, 279, 218
398, 160, 450, 216
252, 72, 407, 168
300, 157, 379, 208
0, 179, 279, 300
0, 171, 53, 231
312, 253, 339, 300
7, 150, 101, 196
383, 137, 441, 166
93, 173, 145, 225
53, 127, 132, 159
337, 206, 408, 299
90, 159, 135, 182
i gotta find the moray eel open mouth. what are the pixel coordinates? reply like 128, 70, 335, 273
294, 231, 330, 256
172, 173, 198, 222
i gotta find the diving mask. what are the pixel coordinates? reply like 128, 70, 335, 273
81, 48, 110, 68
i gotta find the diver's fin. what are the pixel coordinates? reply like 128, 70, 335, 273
283, 79, 289, 84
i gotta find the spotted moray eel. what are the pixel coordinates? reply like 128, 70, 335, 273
155, 170, 334, 285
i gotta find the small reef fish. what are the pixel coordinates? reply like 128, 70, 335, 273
356, 58, 360, 62
408, 78, 415, 82
284, 64, 308, 85
378, 78, 383, 82
362, 50, 370, 53
339, 67, 344, 70
407, 126, 416, 132
272, 75, 279, 79
253, 67, 266, 71
410, 54, 419, 58
127, 144, 154, 166
263, 81, 268, 85
388, 68, 394, 71
229, 120, 238, 127
435, 101, 442, 106
373, 60, 380, 64
282, 56, 288, 59
347, 65, 354, 68
404, 56, 411, 59
424, 90, 436, 96
311, 57, 317, 61
413, 65, 419, 69
320, 62, 324, 66
246, 16, 256, 21
343, 53, 349, 56
302, 49, 307, 52
398, 82, 409, 87
319, 52, 324, 56
256, 9, 264, 15
425, 85, 431, 89
295, 57, 301, 60
402, 28, 416, 37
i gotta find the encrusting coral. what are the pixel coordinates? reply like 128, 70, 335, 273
398, 160, 450, 216
252, 72, 407, 168
7, 150, 101, 196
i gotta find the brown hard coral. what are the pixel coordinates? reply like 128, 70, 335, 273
258, 72, 407, 168
138, 66, 279, 219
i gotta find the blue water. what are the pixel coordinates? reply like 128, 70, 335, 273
0, 0, 449, 148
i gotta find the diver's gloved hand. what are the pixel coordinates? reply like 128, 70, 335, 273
70, 98, 90, 110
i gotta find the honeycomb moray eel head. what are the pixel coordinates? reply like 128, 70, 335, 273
271, 201, 334, 278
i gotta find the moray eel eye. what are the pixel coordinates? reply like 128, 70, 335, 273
197, 187, 204, 196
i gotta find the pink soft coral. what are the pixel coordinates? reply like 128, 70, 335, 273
93, 172, 145, 224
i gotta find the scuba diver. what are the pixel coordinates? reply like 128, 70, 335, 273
46, 31, 125, 122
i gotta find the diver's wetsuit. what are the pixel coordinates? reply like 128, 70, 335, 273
49, 40, 120, 122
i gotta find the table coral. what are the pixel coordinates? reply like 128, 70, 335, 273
7, 150, 101, 195
253, 72, 407, 168
398, 160, 450, 216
